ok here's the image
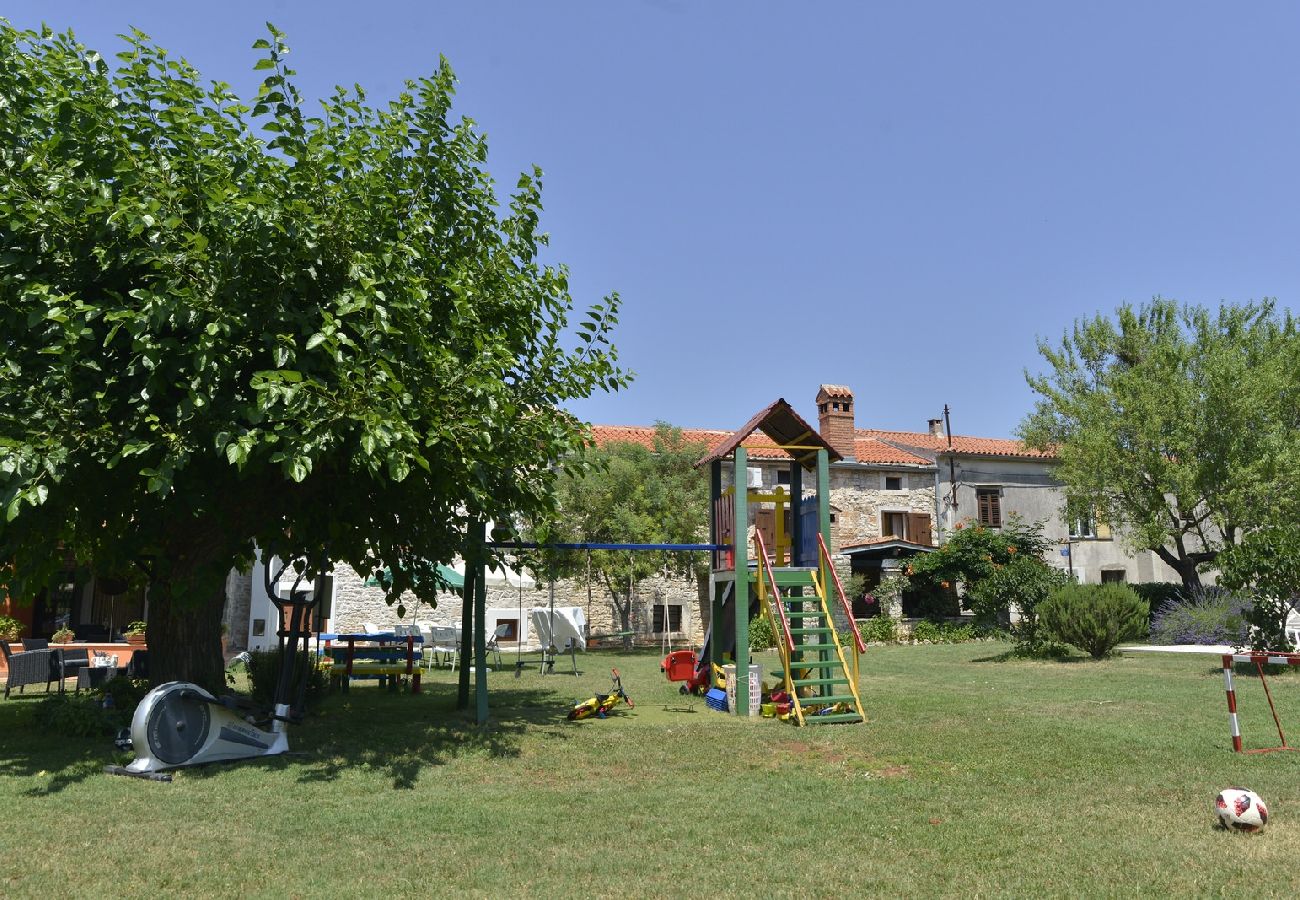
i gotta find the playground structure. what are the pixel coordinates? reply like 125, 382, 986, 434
455, 398, 865, 727
698, 398, 866, 725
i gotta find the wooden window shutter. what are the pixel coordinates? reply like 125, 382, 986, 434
978, 490, 1001, 527
1095, 517, 1112, 540
908, 513, 932, 546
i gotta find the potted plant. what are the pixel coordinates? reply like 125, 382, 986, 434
0, 615, 21, 646
125, 621, 148, 646
52, 626, 75, 644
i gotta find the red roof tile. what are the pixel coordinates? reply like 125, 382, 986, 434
587, 424, 1053, 463
588, 425, 792, 459
861, 429, 1055, 459
852, 437, 932, 466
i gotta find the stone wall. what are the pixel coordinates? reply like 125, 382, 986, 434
829, 467, 936, 547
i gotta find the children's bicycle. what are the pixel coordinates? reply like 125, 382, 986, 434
568, 668, 634, 720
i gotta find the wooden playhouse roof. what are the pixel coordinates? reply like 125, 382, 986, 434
696, 398, 843, 470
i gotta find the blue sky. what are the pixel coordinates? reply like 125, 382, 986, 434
9, 2, 1300, 438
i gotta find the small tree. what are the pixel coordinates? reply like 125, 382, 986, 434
543, 425, 709, 647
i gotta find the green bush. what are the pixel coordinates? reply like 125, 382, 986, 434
0, 615, 22, 641
909, 620, 985, 644
857, 616, 898, 644
246, 648, 327, 708
1039, 583, 1149, 659
748, 614, 775, 651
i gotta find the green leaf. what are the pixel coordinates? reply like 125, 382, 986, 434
254, 58, 277, 70
305, 333, 326, 350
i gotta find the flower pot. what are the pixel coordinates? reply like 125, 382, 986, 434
126, 634, 147, 646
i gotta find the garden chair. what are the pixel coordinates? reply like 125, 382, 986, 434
431, 626, 461, 670
486, 623, 512, 669
22, 638, 48, 651
2, 642, 57, 699
54, 647, 91, 689
361, 622, 382, 635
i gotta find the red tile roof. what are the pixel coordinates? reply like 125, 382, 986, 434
862, 429, 1055, 459
852, 437, 932, 466
588, 425, 792, 459
588, 424, 1054, 463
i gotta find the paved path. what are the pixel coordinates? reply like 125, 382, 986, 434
1118, 644, 1235, 655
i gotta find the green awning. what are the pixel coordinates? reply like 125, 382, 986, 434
365, 563, 464, 594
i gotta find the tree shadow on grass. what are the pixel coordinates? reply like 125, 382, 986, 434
970, 649, 1095, 664
0, 693, 116, 796
181, 680, 578, 790
2, 679, 580, 794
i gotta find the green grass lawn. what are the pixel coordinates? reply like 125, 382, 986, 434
3, 643, 1300, 897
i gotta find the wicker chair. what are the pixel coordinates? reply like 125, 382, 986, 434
54, 647, 91, 686
2, 642, 57, 699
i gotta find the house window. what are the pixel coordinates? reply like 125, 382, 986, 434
777, 469, 791, 485
976, 489, 1002, 527
1100, 570, 1127, 584
1069, 510, 1095, 539
881, 511, 907, 540
884, 475, 902, 491
653, 604, 683, 633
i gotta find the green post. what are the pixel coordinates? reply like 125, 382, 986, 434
733, 448, 750, 716
816, 449, 833, 696
457, 533, 476, 710
817, 448, 831, 549
474, 520, 489, 725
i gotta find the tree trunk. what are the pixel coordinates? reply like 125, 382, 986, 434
615, 591, 634, 650
147, 575, 227, 694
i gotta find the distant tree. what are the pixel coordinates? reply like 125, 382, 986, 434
0, 25, 626, 690
543, 425, 709, 647
1020, 299, 1300, 589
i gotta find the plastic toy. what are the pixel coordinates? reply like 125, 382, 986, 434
568, 668, 634, 720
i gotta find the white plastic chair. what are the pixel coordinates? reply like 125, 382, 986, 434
431, 626, 460, 669
361, 622, 382, 635
486, 623, 512, 668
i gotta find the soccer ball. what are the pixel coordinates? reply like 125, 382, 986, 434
1216, 788, 1269, 832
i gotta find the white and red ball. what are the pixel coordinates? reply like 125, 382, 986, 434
1216, 788, 1268, 832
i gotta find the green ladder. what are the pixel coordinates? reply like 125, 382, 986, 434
762, 566, 865, 727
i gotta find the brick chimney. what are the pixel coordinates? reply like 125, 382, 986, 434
928, 418, 944, 437
816, 384, 856, 461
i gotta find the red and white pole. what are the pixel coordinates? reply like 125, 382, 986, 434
1223, 654, 1243, 753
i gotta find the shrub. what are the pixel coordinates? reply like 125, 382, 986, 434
1150, 586, 1251, 646
0, 615, 21, 642
749, 614, 776, 651
246, 648, 327, 708
1039, 583, 1148, 659
29, 675, 152, 737
858, 616, 898, 644
909, 620, 985, 644
1131, 583, 1184, 623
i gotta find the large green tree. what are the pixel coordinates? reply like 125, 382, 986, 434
1020, 299, 1300, 589
540, 425, 709, 647
0, 25, 626, 689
